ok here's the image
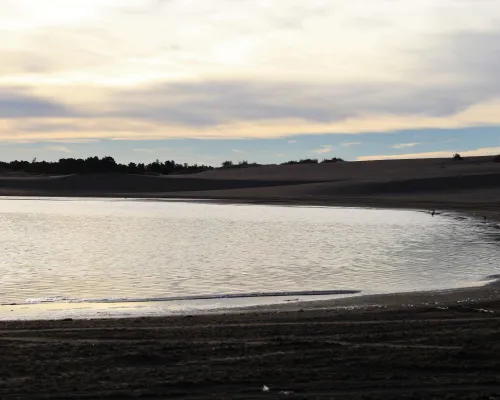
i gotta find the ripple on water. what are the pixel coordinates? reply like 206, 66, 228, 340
0, 198, 499, 310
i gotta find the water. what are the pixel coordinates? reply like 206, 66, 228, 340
0, 197, 499, 319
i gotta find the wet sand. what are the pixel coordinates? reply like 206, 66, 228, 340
1, 281, 500, 399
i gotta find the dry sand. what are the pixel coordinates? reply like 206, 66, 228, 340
1, 156, 500, 398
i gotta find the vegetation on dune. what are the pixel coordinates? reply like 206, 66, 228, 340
221, 160, 261, 169
321, 157, 345, 163
0, 154, 346, 175
219, 157, 344, 169
281, 158, 319, 165
280, 157, 344, 165
453, 153, 463, 160
0, 157, 214, 176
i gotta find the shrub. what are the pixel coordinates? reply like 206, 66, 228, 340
453, 153, 463, 161
220, 160, 260, 169
281, 158, 318, 165
321, 157, 344, 164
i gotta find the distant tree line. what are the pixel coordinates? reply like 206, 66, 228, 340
220, 157, 345, 168
280, 157, 344, 165
0, 157, 214, 175
0, 155, 346, 175
220, 160, 261, 169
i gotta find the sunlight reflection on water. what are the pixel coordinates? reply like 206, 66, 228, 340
0, 198, 499, 319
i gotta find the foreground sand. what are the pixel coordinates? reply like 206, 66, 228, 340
2, 281, 500, 399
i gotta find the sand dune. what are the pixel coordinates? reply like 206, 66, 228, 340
193, 156, 500, 181
1, 156, 500, 214
0, 173, 320, 194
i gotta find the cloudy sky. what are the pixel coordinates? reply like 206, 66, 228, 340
1, 0, 500, 165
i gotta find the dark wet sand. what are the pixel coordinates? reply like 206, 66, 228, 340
2, 156, 500, 398
2, 281, 500, 399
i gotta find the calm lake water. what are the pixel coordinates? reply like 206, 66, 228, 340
1, 197, 499, 319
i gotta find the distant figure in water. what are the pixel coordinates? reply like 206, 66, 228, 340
429, 209, 436, 217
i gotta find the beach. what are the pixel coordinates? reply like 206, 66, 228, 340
1, 156, 500, 398
1, 281, 500, 399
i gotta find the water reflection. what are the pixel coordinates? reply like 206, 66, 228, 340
0, 198, 498, 306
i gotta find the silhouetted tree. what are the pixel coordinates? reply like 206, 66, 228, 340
281, 158, 319, 165
0, 156, 214, 176
321, 157, 344, 163
0, 154, 347, 175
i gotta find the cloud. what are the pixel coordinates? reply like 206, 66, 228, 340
313, 145, 335, 154
1, 2, 500, 143
288, 140, 297, 143
232, 149, 244, 153
341, 141, 361, 147
357, 146, 500, 161
392, 142, 420, 149
50, 139, 100, 144
45, 145, 72, 153
2, 96, 500, 143
133, 147, 170, 152
112, 75, 500, 126
0, 89, 76, 119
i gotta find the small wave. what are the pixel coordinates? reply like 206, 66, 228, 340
482, 274, 500, 281
19, 289, 360, 306
25, 296, 75, 304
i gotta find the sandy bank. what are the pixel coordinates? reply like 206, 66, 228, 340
1, 281, 500, 399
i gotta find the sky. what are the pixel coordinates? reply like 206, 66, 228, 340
1, 0, 500, 166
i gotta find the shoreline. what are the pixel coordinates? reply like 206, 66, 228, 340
2, 191, 500, 219
2, 283, 500, 399
1, 196, 499, 322
2, 275, 498, 322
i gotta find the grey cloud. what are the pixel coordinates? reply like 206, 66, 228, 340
446, 31, 500, 79
104, 29, 500, 126
110, 81, 338, 125
3, 29, 500, 134
412, 30, 500, 105
93, 28, 500, 127
0, 90, 76, 119
106, 77, 493, 127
